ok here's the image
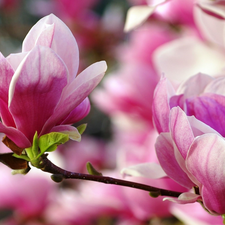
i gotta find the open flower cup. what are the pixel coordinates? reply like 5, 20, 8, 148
0, 14, 107, 169
151, 74, 225, 216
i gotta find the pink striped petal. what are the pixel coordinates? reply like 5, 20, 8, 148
50, 125, 81, 141
186, 93, 225, 136
0, 123, 31, 149
155, 132, 194, 189
170, 107, 194, 159
187, 133, 225, 214
41, 61, 107, 135
0, 53, 15, 127
152, 76, 175, 133
22, 14, 79, 82
9, 46, 68, 142
35, 23, 55, 47
60, 97, 90, 125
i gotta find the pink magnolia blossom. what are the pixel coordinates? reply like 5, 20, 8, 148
151, 73, 225, 214
124, 0, 195, 31
154, 105, 225, 215
0, 14, 107, 150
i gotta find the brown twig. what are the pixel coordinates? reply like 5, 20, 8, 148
39, 154, 183, 198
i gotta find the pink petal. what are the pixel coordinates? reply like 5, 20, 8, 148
0, 53, 15, 127
42, 61, 107, 135
170, 107, 194, 159
35, 23, 55, 47
155, 132, 194, 189
60, 97, 90, 125
22, 14, 79, 82
0, 123, 31, 148
50, 125, 81, 141
187, 133, 225, 214
187, 115, 221, 137
169, 94, 184, 109
6, 52, 28, 71
195, 4, 225, 48
163, 192, 201, 204
204, 76, 225, 96
124, 6, 155, 32
9, 46, 68, 142
176, 73, 213, 99
186, 93, 225, 136
152, 76, 175, 133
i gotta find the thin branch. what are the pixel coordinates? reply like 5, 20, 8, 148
39, 154, 183, 198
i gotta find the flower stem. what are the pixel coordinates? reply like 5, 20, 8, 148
39, 154, 182, 198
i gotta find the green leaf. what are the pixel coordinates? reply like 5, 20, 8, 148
222, 215, 225, 225
38, 132, 69, 157
77, 124, 87, 135
86, 162, 102, 176
12, 153, 30, 161
25, 131, 39, 160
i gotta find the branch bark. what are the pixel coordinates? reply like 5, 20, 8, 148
39, 154, 183, 198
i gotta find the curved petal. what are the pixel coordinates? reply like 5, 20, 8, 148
22, 14, 79, 82
176, 73, 213, 98
0, 123, 31, 149
41, 61, 107, 135
164, 192, 201, 204
204, 76, 225, 95
187, 115, 221, 137
60, 97, 90, 125
186, 93, 225, 136
50, 125, 81, 141
152, 76, 175, 133
9, 46, 68, 142
124, 6, 155, 32
6, 52, 28, 71
0, 53, 15, 127
195, 4, 225, 48
35, 23, 55, 47
187, 133, 225, 214
170, 107, 194, 159
155, 132, 194, 189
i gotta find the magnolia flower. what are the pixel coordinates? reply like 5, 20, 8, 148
124, 0, 194, 31
151, 74, 225, 214
0, 14, 107, 152
155, 106, 225, 215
